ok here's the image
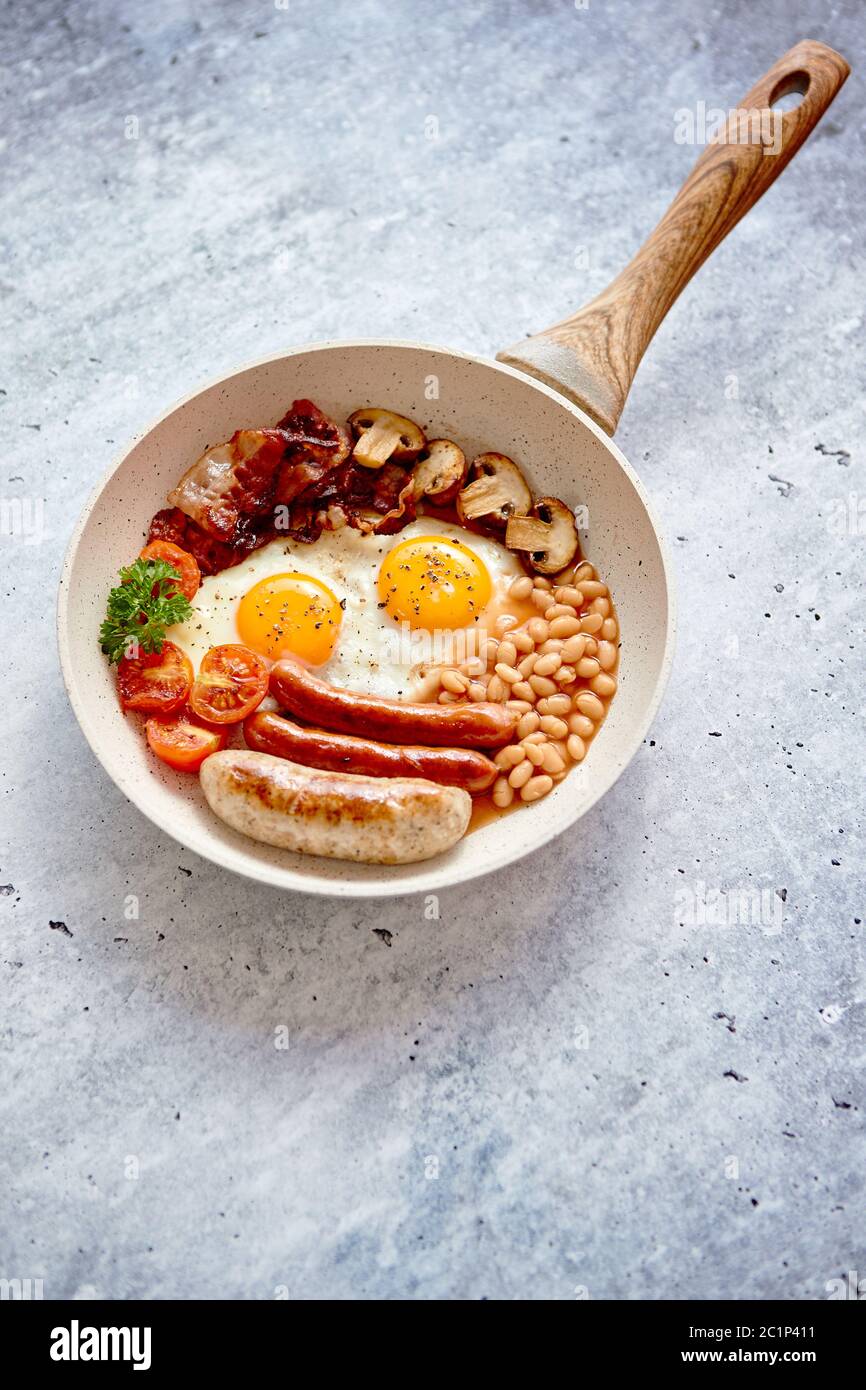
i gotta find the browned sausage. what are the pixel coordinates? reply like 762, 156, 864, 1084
245, 709, 498, 792
269, 657, 518, 749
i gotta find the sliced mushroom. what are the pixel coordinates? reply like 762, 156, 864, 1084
505, 496, 579, 574
411, 439, 467, 504
456, 453, 532, 530
349, 407, 426, 469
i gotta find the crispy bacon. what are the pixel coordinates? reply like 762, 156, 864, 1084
148, 507, 188, 549
147, 507, 269, 575
148, 400, 415, 574
166, 428, 286, 542
274, 401, 351, 506
165, 401, 350, 547
276, 399, 352, 464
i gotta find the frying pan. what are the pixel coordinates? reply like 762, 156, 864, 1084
58, 41, 849, 898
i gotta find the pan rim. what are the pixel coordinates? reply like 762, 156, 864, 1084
57, 338, 677, 898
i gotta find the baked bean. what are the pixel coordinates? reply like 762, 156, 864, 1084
494, 662, 520, 686
541, 744, 566, 775
537, 693, 571, 717
441, 669, 468, 694
509, 575, 533, 600
549, 615, 582, 638
567, 733, 587, 762
511, 680, 536, 703
554, 586, 584, 608
508, 758, 534, 789
517, 710, 541, 738
569, 712, 595, 739
591, 673, 617, 698
460, 656, 486, 677
575, 690, 605, 720
492, 776, 514, 807
484, 567, 619, 813
521, 774, 553, 802
539, 715, 569, 739
438, 690, 459, 704
529, 673, 558, 697
560, 633, 587, 663
495, 744, 525, 770
534, 651, 562, 677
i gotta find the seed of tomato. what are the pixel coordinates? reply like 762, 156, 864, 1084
118, 640, 193, 714
145, 708, 228, 773
139, 540, 201, 601
189, 644, 269, 725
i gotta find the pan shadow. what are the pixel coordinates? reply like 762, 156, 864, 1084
89, 788, 624, 1046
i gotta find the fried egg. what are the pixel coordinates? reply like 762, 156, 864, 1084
166, 518, 532, 699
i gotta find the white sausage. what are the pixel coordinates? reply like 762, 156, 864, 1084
200, 750, 471, 865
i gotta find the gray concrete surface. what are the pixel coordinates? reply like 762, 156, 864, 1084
1, 0, 863, 1300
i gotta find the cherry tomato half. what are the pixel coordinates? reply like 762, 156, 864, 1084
139, 540, 201, 601
118, 640, 193, 715
145, 708, 228, 772
189, 644, 269, 725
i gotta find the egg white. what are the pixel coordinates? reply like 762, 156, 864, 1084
166, 517, 525, 699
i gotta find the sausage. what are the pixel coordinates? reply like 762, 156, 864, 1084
270, 657, 517, 749
244, 709, 498, 793
200, 750, 472, 864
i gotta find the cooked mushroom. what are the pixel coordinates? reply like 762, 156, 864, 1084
455, 453, 532, 530
349, 407, 426, 469
505, 496, 579, 574
411, 439, 467, 504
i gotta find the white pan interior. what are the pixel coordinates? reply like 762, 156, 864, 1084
58, 342, 675, 896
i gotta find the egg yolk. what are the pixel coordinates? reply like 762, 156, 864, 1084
377, 535, 492, 631
236, 572, 342, 665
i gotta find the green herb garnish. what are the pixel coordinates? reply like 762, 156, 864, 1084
99, 557, 193, 664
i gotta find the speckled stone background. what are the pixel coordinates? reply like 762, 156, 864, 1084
1, 0, 863, 1301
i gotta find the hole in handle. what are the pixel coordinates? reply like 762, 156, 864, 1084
769, 69, 810, 111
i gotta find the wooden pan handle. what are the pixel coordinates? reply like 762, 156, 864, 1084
497, 40, 850, 435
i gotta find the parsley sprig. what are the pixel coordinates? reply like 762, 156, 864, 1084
99, 557, 193, 664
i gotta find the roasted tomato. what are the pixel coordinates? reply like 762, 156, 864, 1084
189, 644, 269, 725
139, 540, 201, 601
118, 641, 193, 714
145, 708, 228, 772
